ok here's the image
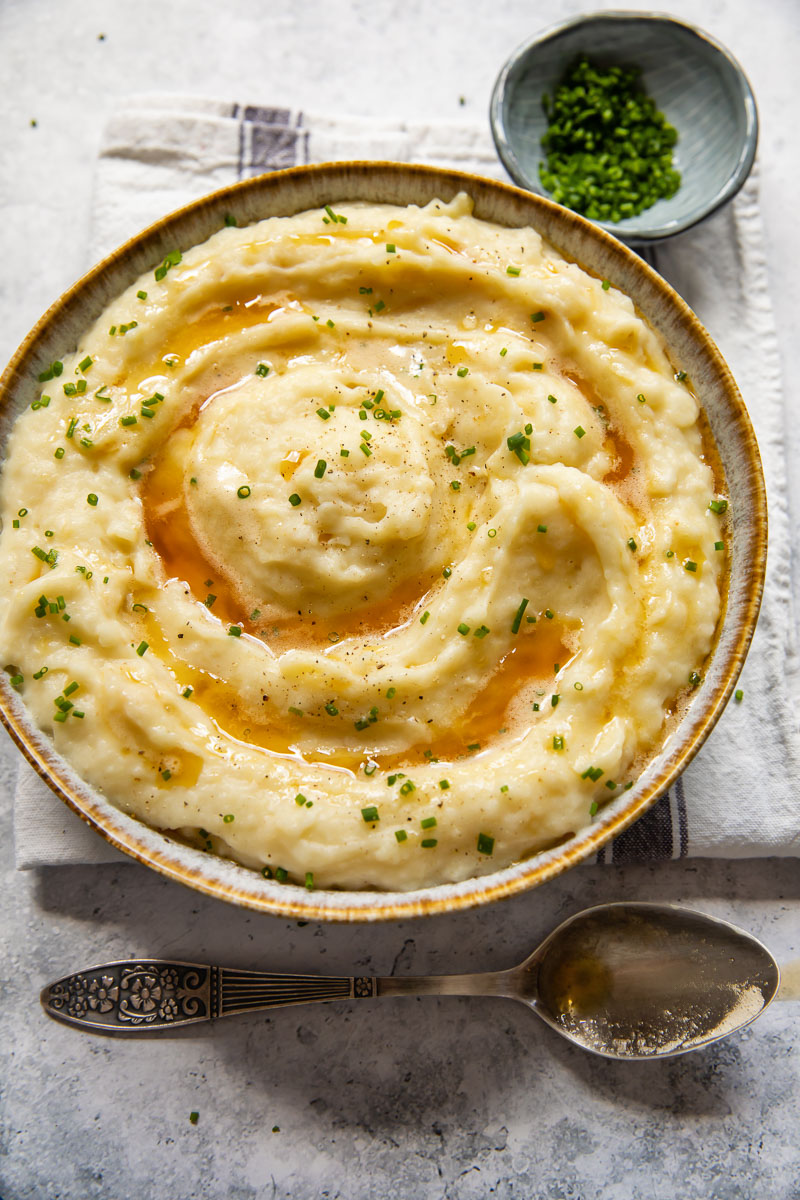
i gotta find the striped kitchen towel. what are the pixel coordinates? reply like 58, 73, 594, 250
13, 96, 800, 867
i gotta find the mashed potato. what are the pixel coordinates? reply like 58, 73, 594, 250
0, 194, 726, 889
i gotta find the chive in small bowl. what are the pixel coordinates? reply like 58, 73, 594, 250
490, 11, 758, 246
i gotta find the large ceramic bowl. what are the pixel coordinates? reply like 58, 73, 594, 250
0, 163, 766, 920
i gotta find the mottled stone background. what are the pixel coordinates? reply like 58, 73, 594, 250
1, 1, 799, 1197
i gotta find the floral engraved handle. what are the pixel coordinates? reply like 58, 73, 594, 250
42, 961, 214, 1031
41, 960, 377, 1032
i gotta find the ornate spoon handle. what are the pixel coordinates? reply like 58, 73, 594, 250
41, 960, 380, 1033
41, 959, 514, 1034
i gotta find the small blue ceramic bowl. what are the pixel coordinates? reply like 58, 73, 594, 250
490, 11, 758, 245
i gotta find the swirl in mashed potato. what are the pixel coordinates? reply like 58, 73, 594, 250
0, 194, 726, 890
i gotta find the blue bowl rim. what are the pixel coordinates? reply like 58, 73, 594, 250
489, 10, 759, 245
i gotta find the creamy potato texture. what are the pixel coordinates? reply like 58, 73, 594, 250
0, 195, 726, 890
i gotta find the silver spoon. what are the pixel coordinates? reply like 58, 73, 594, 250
40, 902, 781, 1059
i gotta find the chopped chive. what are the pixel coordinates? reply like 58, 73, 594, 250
33, 666, 48, 680
601, 280, 611, 291
78, 356, 93, 372
627, 537, 637, 551
590, 801, 599, 816
666, 549, 675, 558
255, 363, 270, 377
474, 624, 490, 638
295, 793, 307, 806
135, 641, 148, 656
340, 448, 350, 457
548, 394, 558, 404
399, 780, 416, 796
685, 560, 698, 573
531, 311, 545, 323
457, 622, 470, 636
359, 442, 372, 456
487, 529, 497, 539
161, 769, 172, 781
456, 366, 468, 378
420, 817, 437, 829
120, 415, 137, 426
442, 567, 452, 578
551, 694, 560, 708
467, 521, 476, 531
182, 686, 193, 699
63, 382, 77, 397
223, 813, 235, 823
581, 766, 604, 781
361, 806, 380, 823
506, 265, 521, 276
532, 362, 543, 371
228, 625, 242, 637
316, 408, 330, 421
420, 610, 430, 625
500, 347, 508, 356
451, 480, 461, 491
53, 711, 68, 722
511, 597, 529, 634
538, 524, 547, 533
374, 300, 386, 312
553, 735, 564, 750
386, 243, 396, 253
637, 393, 647, 403
236, 485, 251, 498
467, 742, 480, 751
359, 286, 373, 295
735, 688, 743, 702
676, 370, 687, 382
574, 426, 586, 439
288, 706, 304, 717
715, 540, 724, 551
326, 319, 335, 329
421, 838, 438, 849
709, 498, 728, 514
439, 779, 450, 790
275, 867, 288, 883
477, 833, 494, 855
395, 829, 407, 843
137, 290, 148, 300
304, 872, 314, 890
545, 609, 554, 619
288, 493, 302, 507
72, 710, 84, 719
87, 494, 98, 506
689, 670, 702, 688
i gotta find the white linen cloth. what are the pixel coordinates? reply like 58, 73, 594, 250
14, 96, 800, 868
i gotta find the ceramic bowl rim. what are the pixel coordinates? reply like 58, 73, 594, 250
489, 9, 759, 245
0, 160, 767, 920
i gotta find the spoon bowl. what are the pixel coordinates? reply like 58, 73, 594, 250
521, 903, 780, 1059
42, 902, 781, 1058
